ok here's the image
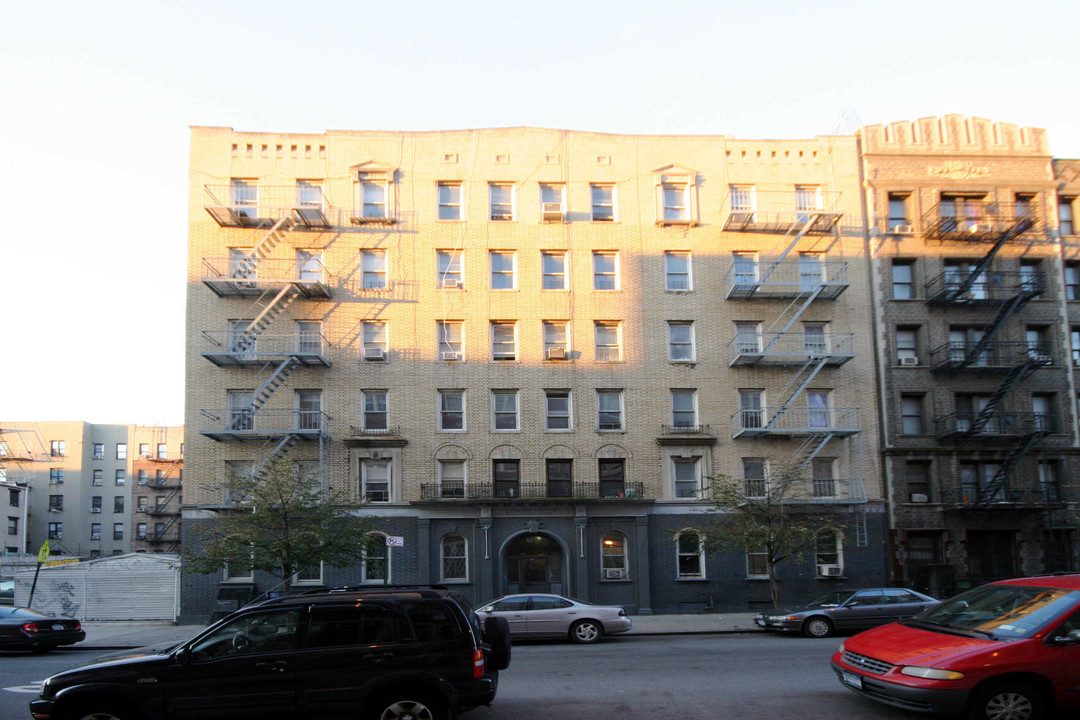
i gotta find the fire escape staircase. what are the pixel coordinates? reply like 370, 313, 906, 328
250, 435, 301, 483
934, 219, 1035, 305
762, 355, 830, 431
230, 217, 297, 280
152, 515, 180, 543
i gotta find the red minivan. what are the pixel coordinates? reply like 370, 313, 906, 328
831, 574, 1080, 720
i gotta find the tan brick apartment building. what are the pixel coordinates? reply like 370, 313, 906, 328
183, 126, 885, 618
861, 115, 1080, 597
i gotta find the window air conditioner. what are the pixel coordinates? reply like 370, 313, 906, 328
364, 348, 386, 361
546, 347, 567, 360
817, 564, 842, 577
910, 493, 929, 503
442, 278, 460, 288
728, 211, 755, 225
899, 356, 919, 366
604, 568, 626, 580
542, 203, 564, 222
890, 224, 914, 234
91, 508, 102, 513
136, 508, 147, 513
441, 352, 461, 361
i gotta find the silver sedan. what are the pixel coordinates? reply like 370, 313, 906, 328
476, 593, 632, 644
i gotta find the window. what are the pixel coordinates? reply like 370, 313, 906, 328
362, 391, 388, 431
7, 516, 17, 536
944, 259, 986, 299
113, 497, 124, 514
1032, 393, 1054, 433
887, 192, 911, 230
134, 523, 146, 541
545, 390, 571, 431
677, 532, 705, 579
93, 443, 104, 459
437, 182, 462, 220
1065, 263, 1080, 301
543, 320, 569, 358
156, 443, 167, 460
491, 321, 517, 361
592, 251, 618, 290
811, 459, 836, 498
816, 530, 842, 573
743, 458, 766, 498
8, 489, 18, 507
668, 321, 695, 361
361, 460, 390, 502
436, 249, 463, 288
735, 322, 761, 354
661, 181, 689, 222
362, 321, 387, 360
1019, 259, 1042, 294
739, 390, 764, 429
546, 459, 572, 497
361, 534, 389, 583
92, 469, 103, 486
296, 391, 322, 431
960, 462, 1004, 503
135, 496, 146, 511
746, 545, 768, 578
590, 183, 615, 221
1039, 461, 1061, 503
116, 443, 127, 460
493, 460, 520, 498
49, 495, 63, 512
492, 390, 520, 431
1072, 327, 1080, 366
1025, 326, 1051, 361
223, 557, 253, 582
115, 469, 126, 486
297, 250, 324, 282
441, 534, 468, 581
799, 252, 824, 290
896, 327, 919, 364
489, 183, 514, 221
807, 390, 831, 428
231, 178, 258, 219
594, 321, 621, 362
598, 459, 625, 497
46, 521, 62, 539
955, 394, 996, 433
352, 174, 388, 222
671, 389, 697, 428
49, 469, 64, 485
90, 523, 100, 541
900, 394, 925, 434
906, 531, 942, 564
540, 183, 565, 221
137, 443, 149, 457
673, 458, 701, 499
729, 185, 755, 218
732, 252, 758, 287
1060, 198, 1075, 236
892, 260, 914, 299
437, 321, 463, 361
361, 249, 387, 290
665, 251, 691, 291
541, 251, 568, 290
601, 532, 628, 580
804, 322, 827, 355
489, 251, 516, 290
50, 440, 65, 457
438, 390, 465, 431
795, 185, 822, 221
1044, 530, 1075, 573
597, 390, 624, 431
137, 470, 149, 485
295, 320, 322, 355
438, 460, 466, 498
113, 523, 124, 541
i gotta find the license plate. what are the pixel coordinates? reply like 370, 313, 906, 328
842, 672, 863, 689
52, 624, 65, 631
755, 619, 765, 627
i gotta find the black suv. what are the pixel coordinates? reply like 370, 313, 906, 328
30, 586, 511, 720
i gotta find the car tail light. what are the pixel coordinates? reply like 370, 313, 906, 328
21, 623, 40, 634
618, 609, 627, 617
74, 621, 82, 630
472, 649, 485, 679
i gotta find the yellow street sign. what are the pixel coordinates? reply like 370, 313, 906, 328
38, 541, 50, 563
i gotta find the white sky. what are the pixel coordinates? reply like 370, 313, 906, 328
2, 0, 1078, 425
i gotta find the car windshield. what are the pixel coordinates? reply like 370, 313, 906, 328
806, 590, 857, 608
0, 607, 47, 619
913, 585, 1080, 639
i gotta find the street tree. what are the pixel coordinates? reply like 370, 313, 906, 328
700, 461, 843, 608
183, 458, 378, 595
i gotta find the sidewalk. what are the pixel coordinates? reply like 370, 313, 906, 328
79, 613, 762, 649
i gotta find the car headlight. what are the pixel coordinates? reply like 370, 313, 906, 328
838, 642, 845, 653
900, 666, 965, 680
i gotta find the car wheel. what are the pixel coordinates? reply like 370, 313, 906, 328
569, 619, 603, 644
802, 617, 834, 638
371, 691, 446, 720
969, 682, 1045, 720
484, 615, 512, 670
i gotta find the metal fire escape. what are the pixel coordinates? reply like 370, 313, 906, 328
922, 200, 1054, 506
724, 189, 865, 504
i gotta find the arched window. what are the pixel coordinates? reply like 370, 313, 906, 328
362, 533, 390, 584
601, 531, 628, 580
676, 530, 705, 579
815, 529, 843, 577
441, 534, 468, 582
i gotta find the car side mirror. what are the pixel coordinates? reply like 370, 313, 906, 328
846, 601, 860, 607
176, 647, 192, 665
480, 606, 493, 613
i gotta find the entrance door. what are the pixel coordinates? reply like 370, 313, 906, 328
505, 534, 563, 595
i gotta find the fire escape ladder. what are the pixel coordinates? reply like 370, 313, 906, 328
250, 356, 302, 412
976, 432, 1045, 505
231, 217, 297, 278
758, 215, 816, 284
942, 220, 1035, 303
761, 286, 825, 353
969, 359, 1046, 433
153, 515, 180, 541
791, 432, 836, 471
251, 435, 301, 482
961, 289, 1042, 367
158, 486, 181, 508
764, 356, 829, 430
247, 284, 302, 339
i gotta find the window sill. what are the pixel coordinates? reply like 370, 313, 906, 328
596, 429, 626, 434
669, 360, 697, 366
744, 576, 770, 581
600, 579, 632, 583
676, 577, 708, 582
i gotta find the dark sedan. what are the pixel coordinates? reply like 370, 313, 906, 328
754, 588, 938, 638
0, 606, 85, 652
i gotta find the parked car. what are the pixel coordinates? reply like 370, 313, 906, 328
755, 588, 938, 638
0, 578, 13, 605
0, 606, 84, 652
831, 574, 1080, 720
31, 586, 510, 720
476, 593, 631, 644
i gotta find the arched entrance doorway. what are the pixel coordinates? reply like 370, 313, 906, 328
505, 534, 563, 594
